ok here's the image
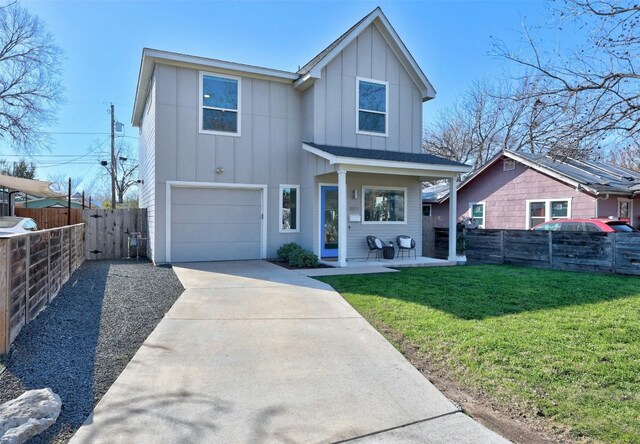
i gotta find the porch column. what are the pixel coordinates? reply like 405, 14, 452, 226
338, 168, 347, 267
448, 176, 458, 262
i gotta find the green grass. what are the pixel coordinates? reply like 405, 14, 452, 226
318, 265, 640, 443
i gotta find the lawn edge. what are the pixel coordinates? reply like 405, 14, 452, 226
365, 316, 582, 444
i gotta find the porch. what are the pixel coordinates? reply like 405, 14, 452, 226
303, 143, 472, 267
300, 256, 456, 277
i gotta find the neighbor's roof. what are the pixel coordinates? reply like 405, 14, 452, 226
0, 174, 64, 198
132, 8, 436, 126
423, 149, 640, 203
421, 181, 450, 202
303, 143, 471, 174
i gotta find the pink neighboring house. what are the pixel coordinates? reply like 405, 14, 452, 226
424, 150, 640, 230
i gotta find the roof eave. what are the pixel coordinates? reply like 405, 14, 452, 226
302, 143, 471, 174
293, 10, 436, 100
132, 48, 299, 127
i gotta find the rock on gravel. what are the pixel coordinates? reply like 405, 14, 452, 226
0, 260, 184, 443
0, 388, 61, 444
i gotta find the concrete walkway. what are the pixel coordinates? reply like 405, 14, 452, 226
71, 260, 507, 443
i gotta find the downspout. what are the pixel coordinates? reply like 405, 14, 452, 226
594, 192, 610, 218
8, 191, 20, 216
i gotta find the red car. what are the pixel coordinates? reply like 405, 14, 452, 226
531, 218, 638, 232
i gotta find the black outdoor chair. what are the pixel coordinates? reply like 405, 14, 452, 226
396, 235, 416, 259
366, 235, 385, 260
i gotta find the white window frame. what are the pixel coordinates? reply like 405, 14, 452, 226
199, 71, 241, 136
422, 203, 432, 217
525, 198, 572, 229
361, 186, 407, 224
279, 184, 300, 233
617, 197, 633, 226
356, 77, 389, 137
469, 202, 486, 228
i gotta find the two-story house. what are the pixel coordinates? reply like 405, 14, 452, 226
131, 7, 471, 266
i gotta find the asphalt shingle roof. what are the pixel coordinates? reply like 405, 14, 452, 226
304, 143, 469, 167
512, 150, 640, 194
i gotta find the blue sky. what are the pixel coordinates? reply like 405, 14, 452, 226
5, 0, 552, 194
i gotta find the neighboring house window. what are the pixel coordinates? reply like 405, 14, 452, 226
200, 72, 240, 135
280, 185, 300, 232
357, 78, 388, 136
503, 159, 516, 172
526, 199, 571, 228
363, 187, 406, 223
470, 202, 485, 228
618, 198, 632, 224
422, 204, 432, 217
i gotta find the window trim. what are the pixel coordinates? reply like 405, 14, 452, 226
279, 184, 300, 233
422, 203, 432, 217
469, 201, 486, 228
525, 198, 572, 229
356, 77, 389, 137
617, 197, 633, 226
361, 186, 407, 224
199, 71, 242, 137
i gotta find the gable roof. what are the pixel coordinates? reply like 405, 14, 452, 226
294, 8, 436, 101
132, 8, 436, 126
423, 150, 640, 203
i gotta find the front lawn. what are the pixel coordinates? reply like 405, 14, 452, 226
318, 265, 640, 443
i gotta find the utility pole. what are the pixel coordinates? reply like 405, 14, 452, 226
110, 103, 116, 209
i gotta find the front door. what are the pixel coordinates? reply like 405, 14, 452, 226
320, 186, 338, 258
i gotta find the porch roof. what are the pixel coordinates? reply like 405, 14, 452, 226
302, 143, 472, 175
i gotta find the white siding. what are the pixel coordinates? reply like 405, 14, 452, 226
138, 77, 156, 262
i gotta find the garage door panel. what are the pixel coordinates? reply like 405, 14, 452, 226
172, 241, 261, 262
172, 188, 261, 206
172, 204, 261, 224
172, 223, 262, 244
170, 187, 262, 262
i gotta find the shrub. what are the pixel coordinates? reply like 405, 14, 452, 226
289, 249, 319, 268
276, 242, 303, 262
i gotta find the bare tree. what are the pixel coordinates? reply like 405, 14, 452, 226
99, 140, 138, 205
0, 1, 62, 152
0, 157, 34, 177
493, 0, 640, 157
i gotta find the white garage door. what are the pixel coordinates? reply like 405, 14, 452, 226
170, 187, 262, 262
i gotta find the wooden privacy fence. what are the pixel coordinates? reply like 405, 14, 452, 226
0, 224, 85, 354
83, 208, 148, 260
435, 228, 640, 275
16, 207, 83, 229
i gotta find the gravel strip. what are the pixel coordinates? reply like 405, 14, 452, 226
0, 259, 184, 443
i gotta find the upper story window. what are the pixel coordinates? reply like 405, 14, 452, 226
357, 78, 388, 136
200, 72, 241, 135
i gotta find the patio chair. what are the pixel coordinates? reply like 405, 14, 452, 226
366, 236, 385, 260
396, 235, 416, 259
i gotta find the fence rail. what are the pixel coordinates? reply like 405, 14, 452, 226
435, 228, 640, 275
0, 224, 85, 354
16, 207, 83, 229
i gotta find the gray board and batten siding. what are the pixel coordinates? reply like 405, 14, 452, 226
134, 11, 467, 264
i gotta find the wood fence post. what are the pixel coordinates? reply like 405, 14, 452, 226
548, 231, 553, 269
611, 233, 617, 274
24, 235, 30, 324
0, 239, 10, 354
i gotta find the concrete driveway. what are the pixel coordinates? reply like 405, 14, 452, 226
71, 260, 507, 443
